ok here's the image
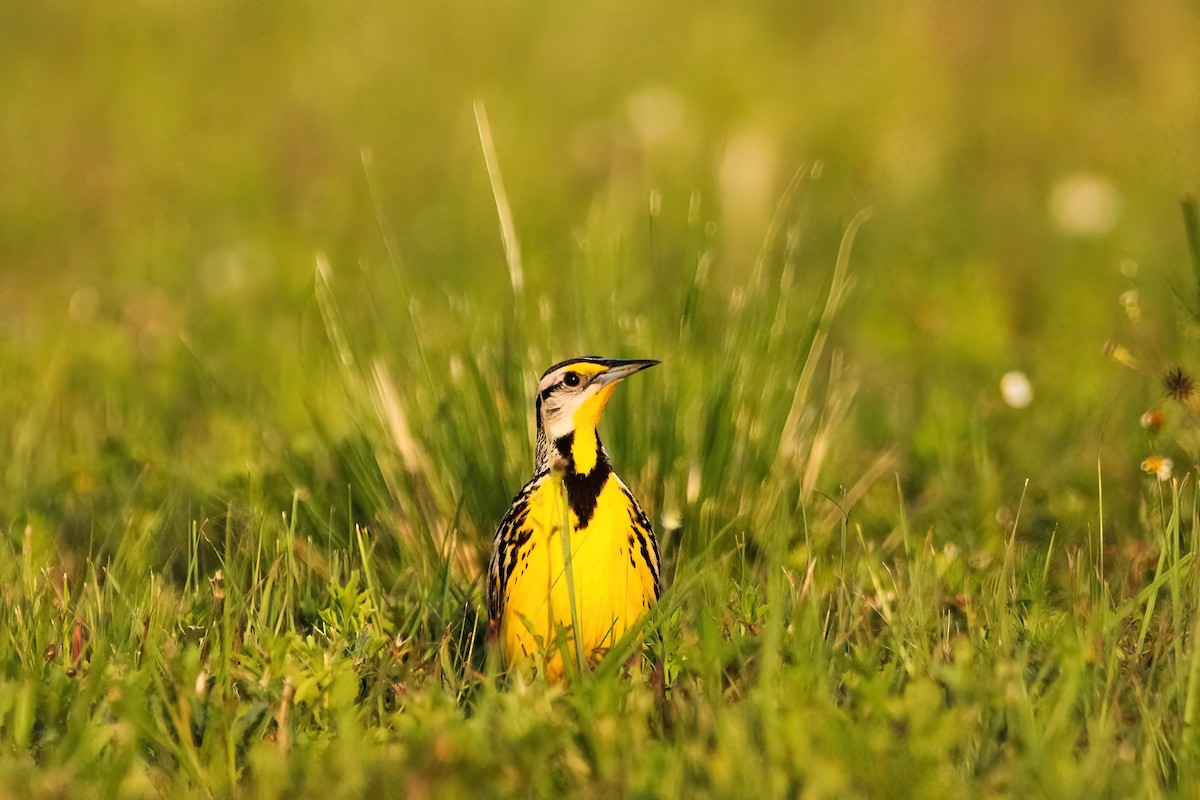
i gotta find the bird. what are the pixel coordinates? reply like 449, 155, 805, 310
487, 356, 662, 680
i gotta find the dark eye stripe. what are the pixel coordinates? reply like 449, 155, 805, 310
541, 372, 586, 399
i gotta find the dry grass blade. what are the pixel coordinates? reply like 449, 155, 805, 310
473, 100, 525, 300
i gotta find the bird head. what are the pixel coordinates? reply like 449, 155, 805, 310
535, 356, 659, 474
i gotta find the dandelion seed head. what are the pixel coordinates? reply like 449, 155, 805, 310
1049, 172, 1120, 237
1000, 371, 1033, 409
1162, 367, 1196, 402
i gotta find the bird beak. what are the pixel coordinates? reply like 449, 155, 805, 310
592, 359, 660, 387
572, 358, 659, 442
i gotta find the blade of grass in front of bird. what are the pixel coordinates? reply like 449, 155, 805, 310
556, 473, 586, 678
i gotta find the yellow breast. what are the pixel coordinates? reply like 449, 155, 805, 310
497, 471, 658, 680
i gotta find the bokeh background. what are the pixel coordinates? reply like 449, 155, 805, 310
8, 4, 1200, 796
3, 1, 1199, 562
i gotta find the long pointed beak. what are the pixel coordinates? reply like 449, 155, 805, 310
592, 358, 660, 387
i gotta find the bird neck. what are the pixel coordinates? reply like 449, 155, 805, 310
556, 429, 605, 476
534, 396, 606, 475
553, 430, 611, 528
535, 419, 608, 474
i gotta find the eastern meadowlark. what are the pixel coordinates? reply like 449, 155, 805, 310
487, 356, 661, 679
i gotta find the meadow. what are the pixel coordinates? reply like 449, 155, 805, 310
3, 2, 1200, 796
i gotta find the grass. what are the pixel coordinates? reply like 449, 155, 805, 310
4, 2, 1200, 797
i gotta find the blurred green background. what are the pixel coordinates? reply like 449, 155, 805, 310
7, 3, 1200, 796
2, 0, 1199, 560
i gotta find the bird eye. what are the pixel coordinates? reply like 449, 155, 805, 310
563, 372, 581, 387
